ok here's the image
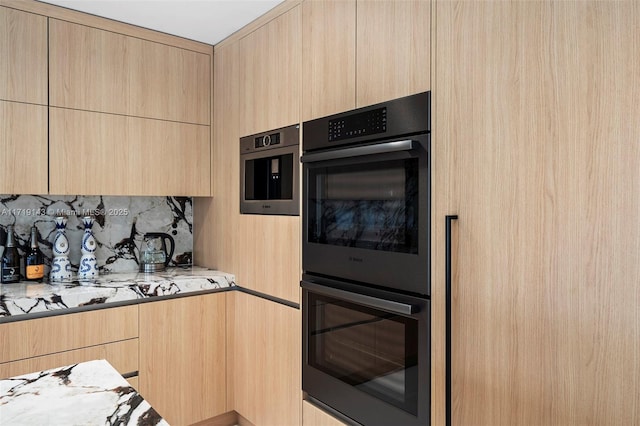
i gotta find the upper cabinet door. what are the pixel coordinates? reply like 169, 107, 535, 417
356, 0, 430, 107
0, 101, 48, 194
0, 6, 47, 105
49, 108, 210, 196
49, 19, 211, 125
301, 0, 356, 121
239, 6, 301, 136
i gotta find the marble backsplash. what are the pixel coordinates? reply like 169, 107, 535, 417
0, 195, 193, 275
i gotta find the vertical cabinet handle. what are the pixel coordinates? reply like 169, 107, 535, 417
445, 215, 458, 426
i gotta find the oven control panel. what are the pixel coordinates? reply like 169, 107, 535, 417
328, 107, 387, 142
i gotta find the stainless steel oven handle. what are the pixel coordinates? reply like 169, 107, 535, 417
300, 139, 416, 163
301, 280, 420, 316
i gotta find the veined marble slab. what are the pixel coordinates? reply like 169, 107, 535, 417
0, 195, 194, 273
0, 267, 235, 320
0, 359, 169, 426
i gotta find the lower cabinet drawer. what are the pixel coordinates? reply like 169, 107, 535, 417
0, 305, 138, 364
0, 338, 139, 380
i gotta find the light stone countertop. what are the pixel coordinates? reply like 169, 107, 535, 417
0, 359, 169, 426
0, 266, 235, 323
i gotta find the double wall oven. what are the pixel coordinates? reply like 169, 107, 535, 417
301, 92, 431, 426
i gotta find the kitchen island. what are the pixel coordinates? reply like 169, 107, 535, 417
0, 359, 168, 425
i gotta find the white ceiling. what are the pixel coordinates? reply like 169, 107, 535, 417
38, 0, 285, 45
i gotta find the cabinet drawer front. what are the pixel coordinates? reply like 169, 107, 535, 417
49, 19, 211, 125
0, 306, 138, 363
0, 338, 138, 380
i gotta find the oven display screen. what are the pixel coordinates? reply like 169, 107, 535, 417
307, 158, 419, 253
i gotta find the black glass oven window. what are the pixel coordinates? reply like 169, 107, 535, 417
308, 292, 419, 415
245, 153, 294, 200
308, 158, 419, 253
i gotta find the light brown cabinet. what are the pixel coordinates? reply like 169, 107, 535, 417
356, 0, 430, 107
238, 5, 301, 136
0, 3, 212, 197
302, 400, 346, 426
0, 6, 47, 105
0, 101, 48, 194
195, 10, 301, 304
432, 1, 640, 425
227, 291, 301, 426
49, 19, 211, 125
139, 293, 227, 426
0, 6, 48, 194
301, 0, 356, 121
0, 339, 139, 387
0, 306, 138, 381
300, 0, 429, 122
47, 18, 212, 196
49, 108, 210, 196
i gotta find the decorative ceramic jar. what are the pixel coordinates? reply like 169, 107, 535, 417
78, 216, 99, 280
50, 216, 73, 281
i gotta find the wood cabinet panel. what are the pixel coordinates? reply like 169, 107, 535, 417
0, 101, 47, 194
0, 306, 138, 364
49, 108, 210, 196
0, 6, 47, 105
239, 5, 301, 136
194, 43, 241, 271
434, 1, 640, 425
139, 293, 226, 426
49, 19, 211, 125
227, 292, 301, 426
301, 0, 356, 121
356, 0, 429, 107
0, 0, 212, 54
0, 338, 138, 380
196, 38, 300, 304
302, 400, 346, 426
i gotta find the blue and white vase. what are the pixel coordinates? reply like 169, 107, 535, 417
50, 216, 73, 282
78, 216, 99, 280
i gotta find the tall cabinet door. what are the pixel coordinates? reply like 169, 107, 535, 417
434, 1, 640, 425
0, 6, 48, 194
238, 5, 301, 136
0, 102, 47, 194
139, 294, 226, 425
356, 0, 430, 107
233, 5, 302, 303
0, 6, 47, 105
227, 291, 301, 426
301, 0, 356, 121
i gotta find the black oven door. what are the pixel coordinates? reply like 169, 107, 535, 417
301, 135, 430, 295
302, 278, 430, 426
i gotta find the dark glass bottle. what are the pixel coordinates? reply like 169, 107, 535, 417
25, 226, 44, 281
1, 225, 21, 283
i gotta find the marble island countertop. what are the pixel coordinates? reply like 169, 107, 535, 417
0, 359, 168, 426
0, 266, 235, 323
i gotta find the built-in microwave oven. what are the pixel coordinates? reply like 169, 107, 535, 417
240, 124, 300, 215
